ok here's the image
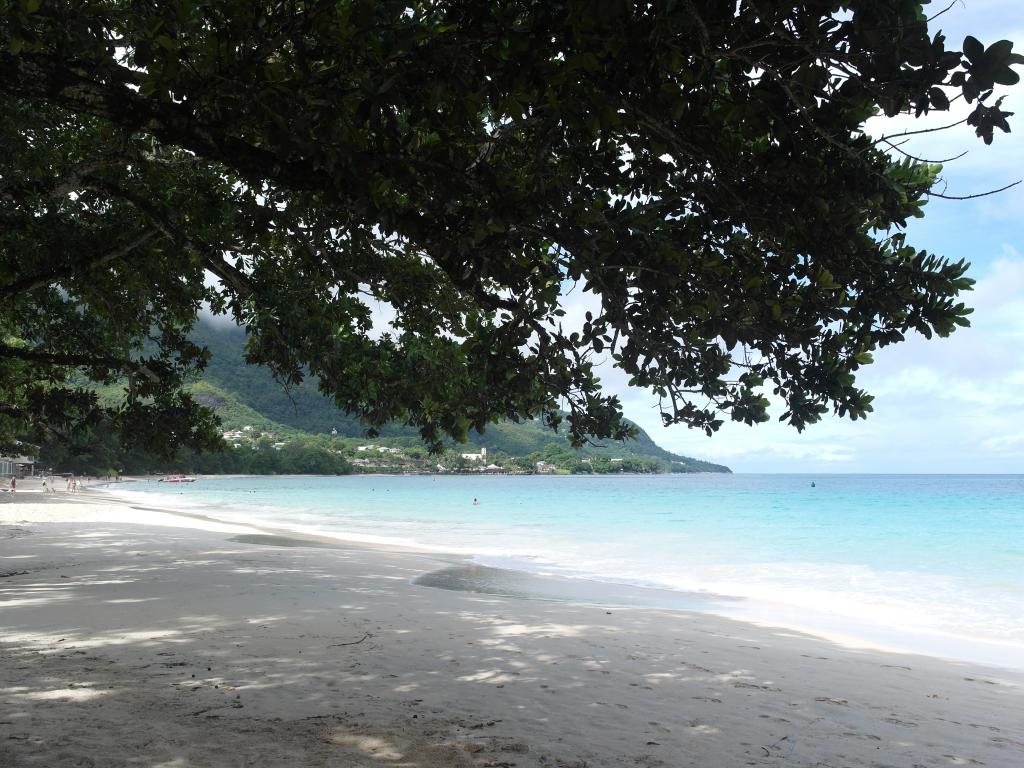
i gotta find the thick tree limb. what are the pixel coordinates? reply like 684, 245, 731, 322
0, 51, 325, 192
0, 156, 125, 200
0, 228, 158, 298
0, 342, 160, 382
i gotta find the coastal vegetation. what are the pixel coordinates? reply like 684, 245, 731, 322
37, 428, 707, 478
38, 321, 729, 475
1, 2, 1021, 464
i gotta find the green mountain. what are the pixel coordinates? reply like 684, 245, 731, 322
189, 319, 730, 473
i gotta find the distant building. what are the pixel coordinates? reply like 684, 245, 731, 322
1, 454, 36, 476
460, 447, 488, 462
535, 461, 557, 473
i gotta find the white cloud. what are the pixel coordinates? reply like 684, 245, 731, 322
981, 433, 1024, 454
707, 439, 856, 463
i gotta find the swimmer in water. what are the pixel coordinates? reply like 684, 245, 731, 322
472, 497, 479, 506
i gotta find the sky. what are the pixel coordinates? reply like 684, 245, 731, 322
606, 1, 1024, 473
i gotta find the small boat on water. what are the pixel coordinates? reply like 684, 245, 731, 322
159, 473, 197, 483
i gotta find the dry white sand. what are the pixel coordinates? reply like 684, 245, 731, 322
2, 488, 1023, 767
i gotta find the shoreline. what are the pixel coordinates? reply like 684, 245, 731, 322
97, 477, 1024, 673
2, 489, 1024, 766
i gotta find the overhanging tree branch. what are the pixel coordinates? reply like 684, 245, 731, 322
0, 228, 159, 298
0, 342, 161, 382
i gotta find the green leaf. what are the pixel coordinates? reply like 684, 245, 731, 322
992, 67, 1020, 86
985, 39, 1014, 64
929, 87, 950, 110
963, 35, 984, 63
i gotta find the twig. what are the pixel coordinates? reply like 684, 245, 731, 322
761, 734, 790, 756
880, 140, 968, 165
871, 118, 969, 146
927, 179, 1022, 200
328, 632, 372, 647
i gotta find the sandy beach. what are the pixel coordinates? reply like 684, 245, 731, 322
2, 484, 1023, 767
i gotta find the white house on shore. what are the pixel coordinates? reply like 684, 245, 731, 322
460, 447, 487, 462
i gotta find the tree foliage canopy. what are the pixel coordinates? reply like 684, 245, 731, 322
1, 1, 1020, 454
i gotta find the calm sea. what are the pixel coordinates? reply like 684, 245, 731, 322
112, 474, 1024, 668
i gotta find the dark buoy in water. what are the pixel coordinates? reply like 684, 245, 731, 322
811, 481, 816, 488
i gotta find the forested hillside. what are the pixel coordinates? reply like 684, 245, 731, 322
190, 320, 729, 473
41, 321, 728, 475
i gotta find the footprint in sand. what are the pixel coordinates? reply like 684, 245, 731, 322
967, 722, 1001, 732
814, 697, 848, 706
990, 736, 1024, 749
882, 717, 918, 727
499, 743, 530, 754
734, 682, 781, 692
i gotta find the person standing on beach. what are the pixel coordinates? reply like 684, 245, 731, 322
9, 477, 15, 493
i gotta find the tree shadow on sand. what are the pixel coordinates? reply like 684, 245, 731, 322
2, 522, 1022, 767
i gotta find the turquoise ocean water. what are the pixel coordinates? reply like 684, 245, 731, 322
113, 474, 1024, 667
